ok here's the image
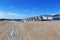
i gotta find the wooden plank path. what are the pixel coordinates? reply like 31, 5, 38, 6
9, 26, 19, 40
9, 21, 19, 40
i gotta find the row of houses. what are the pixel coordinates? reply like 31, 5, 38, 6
25, 14, 60, 21
0, 14, 59, 21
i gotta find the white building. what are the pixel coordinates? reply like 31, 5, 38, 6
41, 15, 53, 21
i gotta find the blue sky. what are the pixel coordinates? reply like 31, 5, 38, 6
0, 0, 60, 19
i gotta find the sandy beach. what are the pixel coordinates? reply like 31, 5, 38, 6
0, 21, 60, 40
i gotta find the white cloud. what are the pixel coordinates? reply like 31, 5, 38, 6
9, 6, 13, 9
7, 12, 27, 17
8, 13, 18, 16
0, 11, 7, 16
0, 11, 27, 19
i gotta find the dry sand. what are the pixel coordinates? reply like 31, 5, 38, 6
0, 21, 60, 40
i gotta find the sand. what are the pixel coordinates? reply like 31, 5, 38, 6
0, 21, 60, 40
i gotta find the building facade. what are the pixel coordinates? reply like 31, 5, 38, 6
41, 15, 53, 21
